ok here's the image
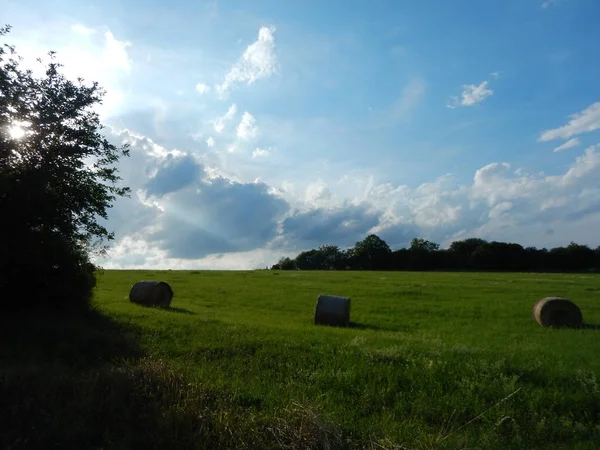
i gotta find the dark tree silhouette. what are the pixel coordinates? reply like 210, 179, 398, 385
271, 233, 599, 274
410, 238, 440, 253
0, 26, 130, 311
348, 234, 391, 270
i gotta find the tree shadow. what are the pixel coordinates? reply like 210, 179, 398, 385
0, 306, 144, 369
583, 323, 600, 330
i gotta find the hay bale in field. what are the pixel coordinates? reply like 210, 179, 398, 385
314, 295, 350, 327
129, 281, 173, 308
532, 296, 583, 328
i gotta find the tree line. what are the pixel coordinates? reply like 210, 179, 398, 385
271, 235, 600, 272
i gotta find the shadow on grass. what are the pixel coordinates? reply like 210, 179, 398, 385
583, 323, 600, 330
349, 321, 414, 333
0, 307, 144, 368
166, 306, 195, 315
349, 321, 383, 331
0, 306, 347, 450
130, 303, 195, 315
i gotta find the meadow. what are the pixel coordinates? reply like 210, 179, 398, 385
2, 270, 600, 449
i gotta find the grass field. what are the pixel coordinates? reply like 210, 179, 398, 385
2, 270, 600, 449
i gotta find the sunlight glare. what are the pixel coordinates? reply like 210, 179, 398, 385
8, 126, 26, 139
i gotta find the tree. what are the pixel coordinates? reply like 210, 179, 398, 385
316, 245, 346, 270
407, 238, 441, 270
0, 26, 130, 311
349, 234, 391, 270
409, 238, 440, 253
295, 249, 319, 270
448, 238, 487, 268
271, 257, 296, 270
564, 242, 596, 271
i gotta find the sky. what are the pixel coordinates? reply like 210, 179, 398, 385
3, 0, 600, 269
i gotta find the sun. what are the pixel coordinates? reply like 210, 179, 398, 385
8, 125, 26, 139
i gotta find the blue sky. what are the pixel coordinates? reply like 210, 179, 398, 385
3, 0, 600, 268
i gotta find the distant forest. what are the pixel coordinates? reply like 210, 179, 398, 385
270, 235, 600, 272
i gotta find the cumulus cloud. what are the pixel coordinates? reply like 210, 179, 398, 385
148, 177, 289, 258
236, 112, 258, 140
99, 127, 600, 269
101, 128, 290, 261
213, 104, 237, 133
448, 80, 493, 108
489, 201, 513, 218
98, 237, 285, 270
206, 136, 216, 147
305, 181, 332, 205
538, 102, 600, 142
252, 147, 271, 158
282, 204, 381, 248
324, 145, 600, 250
195, 83, 210, 94
216, 26, 277, 96
145, 154, 204, 197
553, 138, 580, 152
557, 144, 600, 186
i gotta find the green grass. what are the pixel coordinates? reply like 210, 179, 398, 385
3, 270, 600, 449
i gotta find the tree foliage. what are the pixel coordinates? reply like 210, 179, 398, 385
410, 238, 440, 253
271, 234, 600, 273
0, 26, 130, 311
349, 234, 391, 270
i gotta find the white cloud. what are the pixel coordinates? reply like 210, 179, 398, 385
101, 30, 132, 73
448, 81, 493, 108
236, 112, 258, 140
196, 83, 210, 95
22, 25, 133, 118
491, 71, 501, 78
305, 181, 332, 205
489, 201, 513, 218
71, 24, 96, 36
460, 81, 493, 106
252, 147, 271, 158
538, 102, 600, 142
100, 126, 600, 269
213, 104, 238, 133
557, 144, 600, 186
224, 104, 237, 119
97, 237, 283, 270
206, 136, 216, 148
553, 138, 580, 152
473, 162, 511, 187
216, 25, 277, 95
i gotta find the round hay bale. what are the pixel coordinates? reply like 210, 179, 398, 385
129, 281, 173, 308
315, 294, 350, 327
532, 296, 582, 328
